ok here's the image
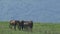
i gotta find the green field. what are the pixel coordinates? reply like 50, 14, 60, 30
0, 22, 60, 34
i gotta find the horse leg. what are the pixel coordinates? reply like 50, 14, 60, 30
30, 26, 33, 32
9, 24, 12, 29
14, 25, 16, 30
21, 25, 24, 30
24, 25, 28, 31
18, 25, 21, 30
30, 28, 32, 32
30, 23, 33, 32
27, 25, 33, 32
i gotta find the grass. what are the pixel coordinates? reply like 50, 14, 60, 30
0, 22, 60, 34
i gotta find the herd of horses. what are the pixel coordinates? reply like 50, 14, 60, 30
9, 20, 33, 31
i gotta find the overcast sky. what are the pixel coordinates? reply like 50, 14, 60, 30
0, 0, 60, 23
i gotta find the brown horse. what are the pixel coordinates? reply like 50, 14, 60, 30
9, 20, 20, 30
20, 20, 33, 31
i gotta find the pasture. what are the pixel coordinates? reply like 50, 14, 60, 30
0, 22, 60, 34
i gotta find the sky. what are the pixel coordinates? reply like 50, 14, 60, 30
0, 0, 60, 23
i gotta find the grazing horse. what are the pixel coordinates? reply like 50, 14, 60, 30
20, 20, 33, 31
9, 20, 20, 30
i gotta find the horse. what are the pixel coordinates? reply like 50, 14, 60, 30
20, 20, 33, 31
9, 20, 33, 31
9, 20, 20, 30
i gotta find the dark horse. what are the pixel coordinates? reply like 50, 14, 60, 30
20, 20, 33, 31
9, 20, 21, 30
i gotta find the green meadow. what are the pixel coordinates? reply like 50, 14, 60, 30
0, 22, 60, 34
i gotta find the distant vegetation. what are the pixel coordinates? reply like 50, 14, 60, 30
0, 22, 60, 34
